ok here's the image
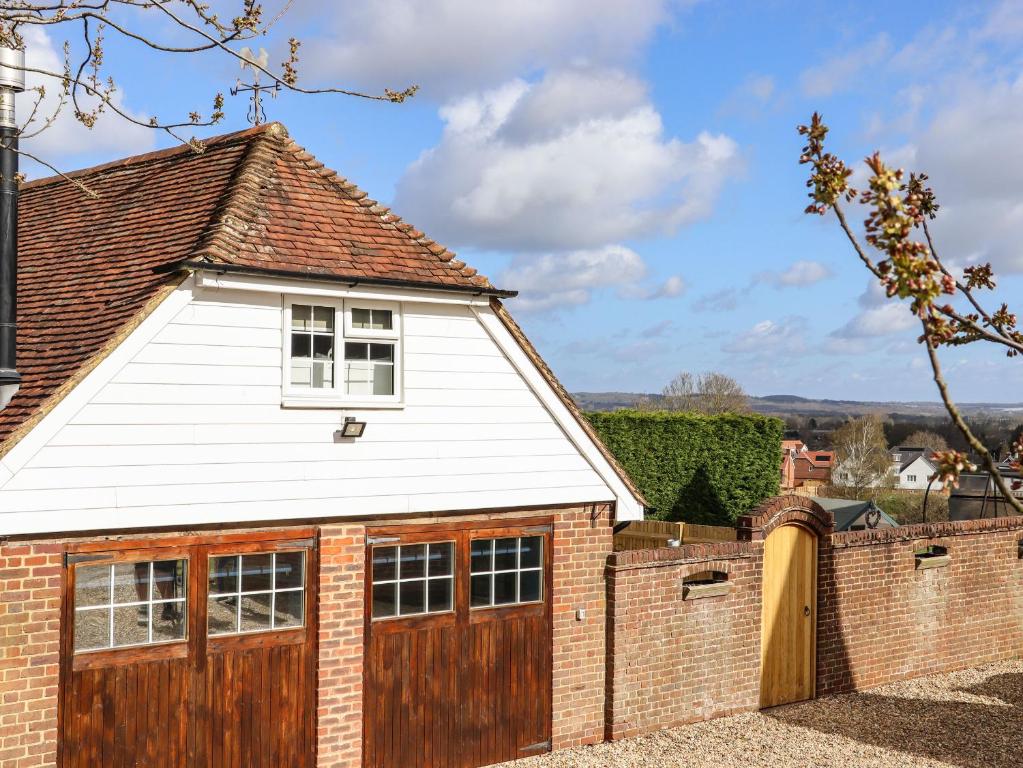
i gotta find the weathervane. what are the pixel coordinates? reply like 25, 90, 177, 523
231, 47, 280, 125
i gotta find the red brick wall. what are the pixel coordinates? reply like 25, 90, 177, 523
605, 507, 1023, 740
317, 524, 366, 768
551, 503, 613, 749
605, 542, 762, 739
0, 542, 62, 768
817, 517, 1023, 694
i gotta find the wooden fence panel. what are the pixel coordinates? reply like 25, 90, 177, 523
613, 521, 737, 551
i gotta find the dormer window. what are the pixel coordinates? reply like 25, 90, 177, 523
283, 297, 402, 407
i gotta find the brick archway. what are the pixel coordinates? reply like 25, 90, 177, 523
736, 494, 833, 542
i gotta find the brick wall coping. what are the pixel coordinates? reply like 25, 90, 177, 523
832, 514, 1023, 548
607, 541, 754, 571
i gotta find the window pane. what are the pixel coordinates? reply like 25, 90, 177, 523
344, 342, 369, 360
312, 306, 334, 331
427, 578, 453, 613
74, 564, 110, 608
275, 552, 304, 591
344, 361, 370, 396
239, 593, 273, 632
152, 603, 187, 643
372, 363, 394, 396
112, 605, 150, 647
520, 537, 542, 569
399, 580, 425, 615
209, 556, 238, 596
372, 547, 397, 582
494, 572, 517, 605
111, 562, 149, 604
290, 360, 312, 387
372, 582, 397, 619
312, 360, 333, 388
470, 574, 492, 607
152, 560, 186, 602
74, 608, 110, 651
369, 343, 393, 362
291, 333, 311, 358
275, 590, 304, 629
494, 538, 517, 571
313, 334, 334, 360
351, 307, 371, 328
400, 545, 426, 580
240, 554, 273, 593
207, 595, 237, 635
428, 543, 454, 577
373, 310, 393, 331
291, 304, 311, 330
470, 540, 492, 573
520, 570, 541, 603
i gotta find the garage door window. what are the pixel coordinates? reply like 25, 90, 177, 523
73, 559, 188, 652
372, 542, 455, 619
207, 551, 306, 635
470, 536, 543, 608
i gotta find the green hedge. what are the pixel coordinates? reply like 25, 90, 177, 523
587, 410, 783, 525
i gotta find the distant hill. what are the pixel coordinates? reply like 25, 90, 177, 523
572, 392, 1023, 418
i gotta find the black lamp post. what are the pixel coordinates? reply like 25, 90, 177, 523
0, 44, 23, 411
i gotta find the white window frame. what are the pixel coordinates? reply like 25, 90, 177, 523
282, 295, 403, 408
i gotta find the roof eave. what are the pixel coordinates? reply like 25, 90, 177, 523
157, 259, 518, 299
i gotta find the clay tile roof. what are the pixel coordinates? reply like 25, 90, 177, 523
0, 122, 509, 452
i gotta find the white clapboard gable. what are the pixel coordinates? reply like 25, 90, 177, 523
0, 275, 642, 534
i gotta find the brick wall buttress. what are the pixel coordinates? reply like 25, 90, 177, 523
605, 543, 762, 740
317, 524, 366, 768
0, 542, 62, 768
551, 504, 612, 749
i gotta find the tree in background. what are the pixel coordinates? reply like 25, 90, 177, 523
900, 430, 949, 454
799, 114, 1023, 508
661, 371, 749, 415
832, 415, 893, 495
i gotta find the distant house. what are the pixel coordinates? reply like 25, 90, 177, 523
889, 446, 944, 491
811, 497, 899, 531
781, 440, 834, 490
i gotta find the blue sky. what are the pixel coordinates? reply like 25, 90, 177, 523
20, 1, 1023, 402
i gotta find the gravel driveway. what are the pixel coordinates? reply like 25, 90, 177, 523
501, 659, 1023, 768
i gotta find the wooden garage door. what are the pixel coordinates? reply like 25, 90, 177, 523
364, 520, 553, 768
59, 532, 317, 768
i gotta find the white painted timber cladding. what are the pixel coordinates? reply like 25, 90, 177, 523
0, 282, 637, 534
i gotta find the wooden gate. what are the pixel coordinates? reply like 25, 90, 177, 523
59, 532, 317, 768
760, 523, 817, 708
363, 520, 553, 768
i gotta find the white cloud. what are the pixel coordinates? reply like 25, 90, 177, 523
724, 317, 806, 356
800, 35, 892, 97
394, 67, 741, 252
19, 28, 154, 172
500, 245, 678, 312
693, 287, 741, 313
301, 1, 690, 98
896, 75, 1023, 274
831, 302, 917, 339
718, 73, 778, 118
755, 259, 832, 288
651, 275, 687, 299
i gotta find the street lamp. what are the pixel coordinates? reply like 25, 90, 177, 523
0, 44, 23, 411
